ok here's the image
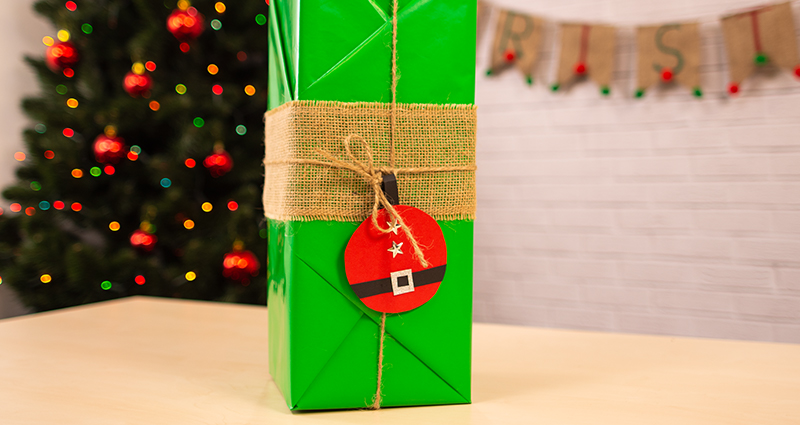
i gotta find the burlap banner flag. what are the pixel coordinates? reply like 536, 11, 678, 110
486, 9, 545, 85
553, 23, 616, 95
476, 0, 492, 47
636, 23, 702, 97
721, 2, 800, 94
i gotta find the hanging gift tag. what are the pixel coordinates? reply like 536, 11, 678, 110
345, 186, 447, 313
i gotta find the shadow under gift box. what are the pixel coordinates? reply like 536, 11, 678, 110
265, 0, 476, 410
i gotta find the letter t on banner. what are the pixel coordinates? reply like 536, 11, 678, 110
721, 2, 800, 95
486, 9, 545, 85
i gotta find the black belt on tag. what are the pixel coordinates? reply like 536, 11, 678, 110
351, 265, 447, 298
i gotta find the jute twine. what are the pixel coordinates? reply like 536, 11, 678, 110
262, 0, 476, 410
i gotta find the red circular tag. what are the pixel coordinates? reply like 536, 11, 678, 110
344, 205, 447, 313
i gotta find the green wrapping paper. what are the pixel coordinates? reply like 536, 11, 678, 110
266, 0, 476, 410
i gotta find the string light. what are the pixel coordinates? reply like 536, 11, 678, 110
135, 275, 146, 285
25, 207, 36, 216
207, 64, 219, 75
71, 202, 82, 212
104, 165, 115, 175
30, 181, 42, 191
57, 30, 70, 42
131, 62, 146, 75
185, 158, 196, 168
237, 51, 247, 61
149, 100, 160, 111
201, 202, 213, 212
235, 125, 247, 135
65, 1, 77, 11
160, 178, 172, 188
212, 85, 223, 95
0, 276, 3, 284
56, 84, 68, 94
183, 219, 195, 229
179, 42, 190, 53
193, 117, 204, 127
66, 98, 79, 108
41, 274, 52, 283
177, 0, 190, 10
42, 36, 54, 46
0, 207, 3, 216
109, 221, 121, 231
244, 85, 256, 96
175, 84, 187, 94
211, 19, 222, 30
255, 14, 266, 25
215, 2, 226, 13
35, 124, 46, 133
259, 228, 268, 239
127, 151, 139, 161
185, 271, 197, 281
101, 280, 112, 290
63, 128, 74, 137
227, 201, 238, 211
10, 203, 21, 213
145, 61, 156, 71
71, 169, 83, 178
53, 201, 65, 210
39, 201, 50, 210
63, 68, 74, 78
44, 150, 55, 159
14, 152, 26, 161
81, 23, 92, 34
90, 167, 102, 177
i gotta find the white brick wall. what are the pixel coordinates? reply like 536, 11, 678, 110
474, 0, 800, 343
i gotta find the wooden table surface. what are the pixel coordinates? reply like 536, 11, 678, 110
0, 296, 798, 424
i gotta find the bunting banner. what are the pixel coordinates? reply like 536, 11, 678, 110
721, 2, 800, 94
486, 9, 545, 84
479, 1, 800, 98
552, 23, 616, 94
636, 23, 702, 97
476, 0, 492, 46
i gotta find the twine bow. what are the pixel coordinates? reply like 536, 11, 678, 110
316, 134, 430, 268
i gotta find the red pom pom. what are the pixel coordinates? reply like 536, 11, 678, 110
794, 65, 800, 78
661, 68, 673, 82
574, 62, 587, 75
123, 72, 152, 97
130, 229, 157, 252
728, 82, 740, 95
203, 150, 234, 177
45, 41, 79, 72
167, 8, 204, 41
503, 49, 516, 62
93, 135, 127, 164
223, 250, 260, 283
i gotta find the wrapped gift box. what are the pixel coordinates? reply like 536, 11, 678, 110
265, 0, 476, 410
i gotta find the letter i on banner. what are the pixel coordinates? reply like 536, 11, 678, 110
552, 23, 616, 95
721, 2, 800, 95
486, 9, 545, 85
635, 23, 702, 98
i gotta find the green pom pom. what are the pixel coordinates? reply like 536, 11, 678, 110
485, 69, 493, 76
526, 75, 533, 85
551, 83, 560, 92
635, 88, 645, 98
693, 87, 703, 98
754, 53, 768, 65
600, 86, 610, 96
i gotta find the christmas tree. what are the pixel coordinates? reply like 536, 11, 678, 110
0, 0, 268, 312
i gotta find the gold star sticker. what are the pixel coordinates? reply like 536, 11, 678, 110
387, 241, 404, 258
387, 219, 401, 235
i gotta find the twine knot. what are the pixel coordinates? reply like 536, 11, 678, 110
316, 135, 430, 269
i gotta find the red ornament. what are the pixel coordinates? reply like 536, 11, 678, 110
45, 41, 79, 72
345, 205, 447, 314
503, 49, 516, 62
93, 134, 127, 164
130, 230, 157, 252
123, 72, 153, 97
574, 62, 587, 75
728, 82, 740, 95
661, 68, 673, 82
223, 250, 260, 283
167, 7, 204, 41
203, 149, 233, 177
